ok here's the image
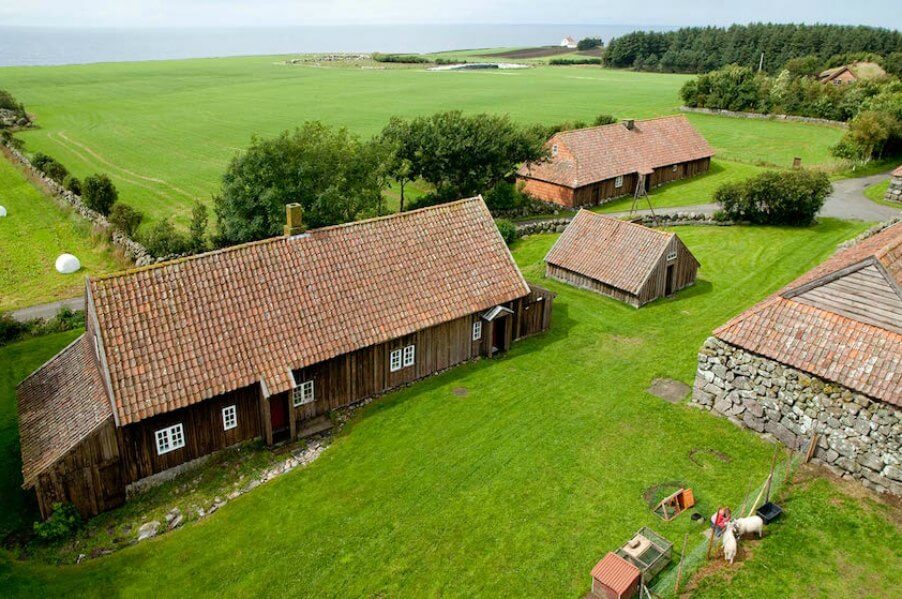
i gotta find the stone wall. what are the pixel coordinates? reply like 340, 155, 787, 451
1, 142, 158, 266
680, 106, 847, 129
885, 174, 902, 204
692, 336, 901, 495
515, 211, 733, 237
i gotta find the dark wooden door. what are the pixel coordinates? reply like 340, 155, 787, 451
270, 396, 288, 431
665, 264, 675, 296
492, 318, 509, 355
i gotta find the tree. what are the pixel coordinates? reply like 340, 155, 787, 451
82, 174, 118, 215
188, 201, 209, 254
141, 218, 189, 257
592, 114, 617, 126
783, 55, 822, 78
390, 111, 546, 201
108, 202, 144, 236
714, 170, 832, 226
832, 110, 899, 161
577, 37, 603, 51
886, 52, 902, 77
63, 175, 81, 195
378, 117, 416, 212
214, 122, 386, 246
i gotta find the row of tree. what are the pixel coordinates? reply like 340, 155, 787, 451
604, 24, 902, 74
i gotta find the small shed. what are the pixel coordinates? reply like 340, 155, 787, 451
544, 211, 700, 307
591, 552, 641, 599
616, 527, 673, 582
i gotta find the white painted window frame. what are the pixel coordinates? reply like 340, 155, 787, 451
403, 344, 416, 367
472, 320, 483, 341
672, 164, 678, 172
390, 348, 403, 372
292, 380, 315, 407
222, 405, 237, 431
614, 175, 624, 188
666, 251, 678, 261
155, 423, 185, 455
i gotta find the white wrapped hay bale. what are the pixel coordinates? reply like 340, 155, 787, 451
55, 253, 81, 274
0, 205, 7, 217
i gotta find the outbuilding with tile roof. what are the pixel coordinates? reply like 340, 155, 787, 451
517, 115, 715, 208
17, 197, 555, 520
544, 210, 700, 307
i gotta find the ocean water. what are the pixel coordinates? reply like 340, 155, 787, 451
0, 24, 672, 67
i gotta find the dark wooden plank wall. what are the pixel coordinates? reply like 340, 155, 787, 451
119, 384, 262, 482
34, 419, 124, 519
546, 264, 642, 307
637, 236, 699, 305
514, 285, 555, 338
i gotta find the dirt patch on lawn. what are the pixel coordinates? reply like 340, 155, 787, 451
689, 448, 732, 468
647, 378, 691, 403
484, 46, 575, 59
452, 387, 469, 397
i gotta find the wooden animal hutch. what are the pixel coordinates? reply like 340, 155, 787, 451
590, 552, 641, 599
615, 527, 673, 583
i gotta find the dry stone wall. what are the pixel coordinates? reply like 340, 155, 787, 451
679, 106, 847, 129
692, 336, 901, 495
885, 174, 902, 204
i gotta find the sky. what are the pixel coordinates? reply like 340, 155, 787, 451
1, 0, 900, 29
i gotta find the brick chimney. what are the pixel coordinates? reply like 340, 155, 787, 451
624, 119, 635, 130
284, 203, 305, 236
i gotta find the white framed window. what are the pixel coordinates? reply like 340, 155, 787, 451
390, 348, 403, 372
155, 424, 185, 455
472, 320, 483, 341
666, 251, 677, 261
292, 380, 315, 407
403, 344, 416, 367
614, 175, 624, 188
222, 405, 237, 431
551, 144, 559, 157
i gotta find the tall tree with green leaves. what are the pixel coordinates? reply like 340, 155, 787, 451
378, 116, 416, 212
214, 122, 386, 246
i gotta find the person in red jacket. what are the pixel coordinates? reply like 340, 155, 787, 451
710, 506, 732, 538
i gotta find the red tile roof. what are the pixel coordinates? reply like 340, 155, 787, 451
544, 210, 696, 295
89, 197, 530, 425
17, 335, 113, 488
591, 552, 641, 596
517, 115, 714, 188
715, 222, 902, 405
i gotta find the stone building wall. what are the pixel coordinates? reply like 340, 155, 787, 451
692, 336, 901, 495
885, 174, 902, 204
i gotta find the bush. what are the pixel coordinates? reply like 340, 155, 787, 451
109, 202, 144, 236
63, 175, 81, 195
548, 58, 602, 65
0, 313, 30, 346
42, 161, 69, 184
140, 218, 189, 257
494, 219, 518, 245
82, 174, 118, 216
372, 53, 430, 64
0, 309, 86, 348
593, 114, 617, 126
188, 201, 209, 254
484, 181, 523, 212
577, 37, 603, 51
33, 503, 82, 542
0, 88, 26, 119
714, 169, 832, 226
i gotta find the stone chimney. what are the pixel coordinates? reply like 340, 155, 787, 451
284, 203, 305, 236
624, 119, 635, 130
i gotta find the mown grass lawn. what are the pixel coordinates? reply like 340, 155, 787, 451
864, 178, 900, 209
1, 57, 842, 228
0, 154, 122, 312
3, 220, 893, 598
0, 331, 83, 537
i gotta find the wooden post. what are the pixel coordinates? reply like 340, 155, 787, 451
764, 447, 779, 504
805, 432, 819, 463
674, 531, 690, 593
705, 524, 716, 561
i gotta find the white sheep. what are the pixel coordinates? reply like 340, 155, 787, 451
733, 515, 764, 539
722, 523, 738, 564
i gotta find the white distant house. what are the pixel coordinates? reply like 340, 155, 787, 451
560, 36, 577, 49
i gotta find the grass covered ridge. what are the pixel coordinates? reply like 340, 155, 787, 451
3, 220, 893, 598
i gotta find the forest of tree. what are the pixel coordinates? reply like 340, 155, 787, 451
604, 24, 902, 73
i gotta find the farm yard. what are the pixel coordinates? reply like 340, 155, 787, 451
2, 218, 900, 598
0, 56, 847, 228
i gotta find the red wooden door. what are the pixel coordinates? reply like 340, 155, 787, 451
270, 396, 288, 431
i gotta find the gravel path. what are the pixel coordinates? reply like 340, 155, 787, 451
7, 297, 84, 322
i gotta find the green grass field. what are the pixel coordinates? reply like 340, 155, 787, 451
4, 219, 896, 598
0, 57, 844, 228
864, 177, 901, 208
0, 330, 83, 536
0, 154, 122, 312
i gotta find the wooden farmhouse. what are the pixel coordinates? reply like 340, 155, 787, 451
544, 210, 700, 307
17, 198, 554, 519
516, 115, 714, 208
693, 222, 902, 494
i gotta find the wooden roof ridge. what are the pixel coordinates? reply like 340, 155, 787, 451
92, 196, 485, 285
